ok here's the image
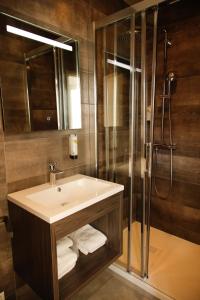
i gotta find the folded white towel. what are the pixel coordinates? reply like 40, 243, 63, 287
58, 261, 76, 279
79, 239, 106, 255
57, 236, 73, 257
57, 248, 77, 266
57, 248, 77, 279
69, 224, 107, 255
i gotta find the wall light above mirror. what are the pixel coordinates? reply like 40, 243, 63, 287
0, 12, 82, 134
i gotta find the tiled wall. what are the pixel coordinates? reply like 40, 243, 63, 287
152, 1, 200, 244
0, 0, 126, 298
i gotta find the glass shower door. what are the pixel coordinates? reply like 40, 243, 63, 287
95, 6, 158, 278
128, 8, 158, 278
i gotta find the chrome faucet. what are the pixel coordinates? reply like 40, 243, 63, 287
48, 162, 64, 186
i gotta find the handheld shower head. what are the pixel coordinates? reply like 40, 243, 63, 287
167, 72, 176, 82
167, 40, 172, 47
167, 72, 176, 95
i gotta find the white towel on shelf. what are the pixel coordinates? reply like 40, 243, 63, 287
68, 224, 107, 255
79, 239, 106, 255
57, 248, 78, 279
58, 261, 76, 279
57, 236, 73, 257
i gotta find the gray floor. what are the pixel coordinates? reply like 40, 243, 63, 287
16, 269, 158, 300
71, 269, 158, 300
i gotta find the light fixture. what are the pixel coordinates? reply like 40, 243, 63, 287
6, 25, 73, 51
107, 58, 141, 73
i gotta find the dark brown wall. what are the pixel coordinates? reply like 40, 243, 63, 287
151, 1, 200, 244
0, 0, 125, 298
86, 0, 127, 15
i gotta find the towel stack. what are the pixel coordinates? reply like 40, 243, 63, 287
68, 224, 107, 255
56, 236, 78, 279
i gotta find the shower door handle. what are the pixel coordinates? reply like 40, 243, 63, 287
146, 142, 152, 178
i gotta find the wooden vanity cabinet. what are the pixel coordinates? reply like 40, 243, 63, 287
8, 192, 123, 299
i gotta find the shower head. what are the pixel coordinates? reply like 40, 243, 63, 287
163, 29, 172, 47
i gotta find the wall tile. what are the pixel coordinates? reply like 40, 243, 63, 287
0, 0, 96, 297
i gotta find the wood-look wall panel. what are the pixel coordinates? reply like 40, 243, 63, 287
154, 105, 200, 158
156, 75, 200, 107
154, 153, 200, 185
7, 164, 91, 196
0, 226, 15, 298
151, 3, 200, 244
0, 36, 25, 64
156, 14, 200, 79
5, 133, 91, 188
0, 0, 89, 40
80, 70, 89, 104
0, 0, 118, 296
152, 177, 200, 210
151, 197, 200, 244
0, 100, 14, 299
85, 0, 127, 15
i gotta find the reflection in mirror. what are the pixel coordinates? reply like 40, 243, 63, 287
0, 13, 81, 134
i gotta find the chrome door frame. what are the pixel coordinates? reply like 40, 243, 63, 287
128, 13, 136, 273
140, 10, 147, 278
145, 7, 158, 277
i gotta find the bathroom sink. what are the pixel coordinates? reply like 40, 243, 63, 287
8, 174, 124, 223
27, 177, 116, 208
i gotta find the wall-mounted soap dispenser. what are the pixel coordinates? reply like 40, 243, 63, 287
69, 134, 78, 159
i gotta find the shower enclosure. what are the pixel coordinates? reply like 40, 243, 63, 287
95, 0, 200, 299
95, 5, 158, 278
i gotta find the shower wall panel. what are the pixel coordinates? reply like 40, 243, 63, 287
151, 1, 200, 244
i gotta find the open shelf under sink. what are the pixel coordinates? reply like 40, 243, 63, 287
59, 244, 118, 298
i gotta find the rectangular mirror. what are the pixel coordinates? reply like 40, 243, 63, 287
0, 12, 82, 134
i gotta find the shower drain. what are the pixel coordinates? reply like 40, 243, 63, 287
149, 245, 160, 254
61, 202, 68, 207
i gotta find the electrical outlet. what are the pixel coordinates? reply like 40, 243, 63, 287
0, 291, 5, 300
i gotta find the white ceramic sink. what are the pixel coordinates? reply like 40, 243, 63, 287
27, 177, 115, 209
8, 174, 124, 223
